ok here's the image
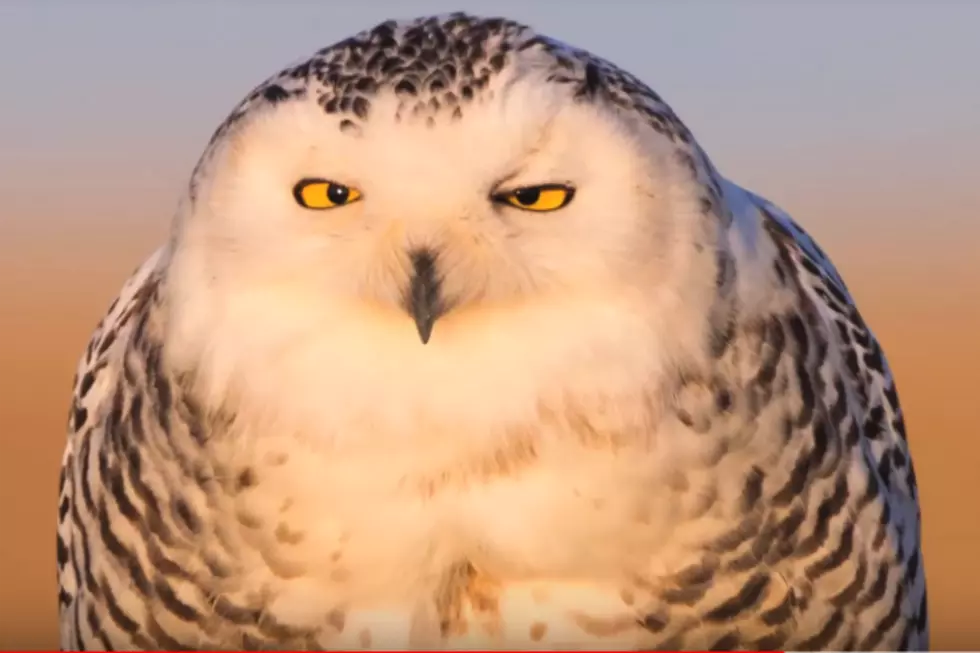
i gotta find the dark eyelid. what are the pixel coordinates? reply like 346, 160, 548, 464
490, 183, 574, 203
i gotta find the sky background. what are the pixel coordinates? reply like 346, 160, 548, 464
1, 1, 978, 648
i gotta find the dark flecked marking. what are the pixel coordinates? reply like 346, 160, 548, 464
703, 572, 770, 622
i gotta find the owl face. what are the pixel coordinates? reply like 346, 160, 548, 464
161, 17, 731, 449
173, 52, 710, 347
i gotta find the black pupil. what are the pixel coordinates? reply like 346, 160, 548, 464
514, 187, 540, 205
328, 184, 350, 204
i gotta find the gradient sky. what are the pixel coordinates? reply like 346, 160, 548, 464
2, 2, 978, 256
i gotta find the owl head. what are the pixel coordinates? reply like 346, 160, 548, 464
162, 14, 735, 435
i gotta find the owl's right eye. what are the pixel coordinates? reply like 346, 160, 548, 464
292, 178, 362, 210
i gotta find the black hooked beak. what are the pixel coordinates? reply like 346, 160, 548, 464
405, 248, 444, 345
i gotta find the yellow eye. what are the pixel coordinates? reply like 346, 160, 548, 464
293, 178, 362, 209
497, 185, 575, 212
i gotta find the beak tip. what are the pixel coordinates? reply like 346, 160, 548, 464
416, 317, 434, 344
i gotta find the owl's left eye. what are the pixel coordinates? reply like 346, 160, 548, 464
493, 184, 575, 212
293, 178, 362, 210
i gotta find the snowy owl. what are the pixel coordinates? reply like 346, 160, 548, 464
56, 13, 928, 651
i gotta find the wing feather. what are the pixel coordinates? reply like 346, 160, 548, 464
57, 248, 168, 649
750, 193, 928, 649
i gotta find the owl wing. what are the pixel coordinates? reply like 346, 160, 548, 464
747, 189, 928, 650
57, 248, 168, 650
